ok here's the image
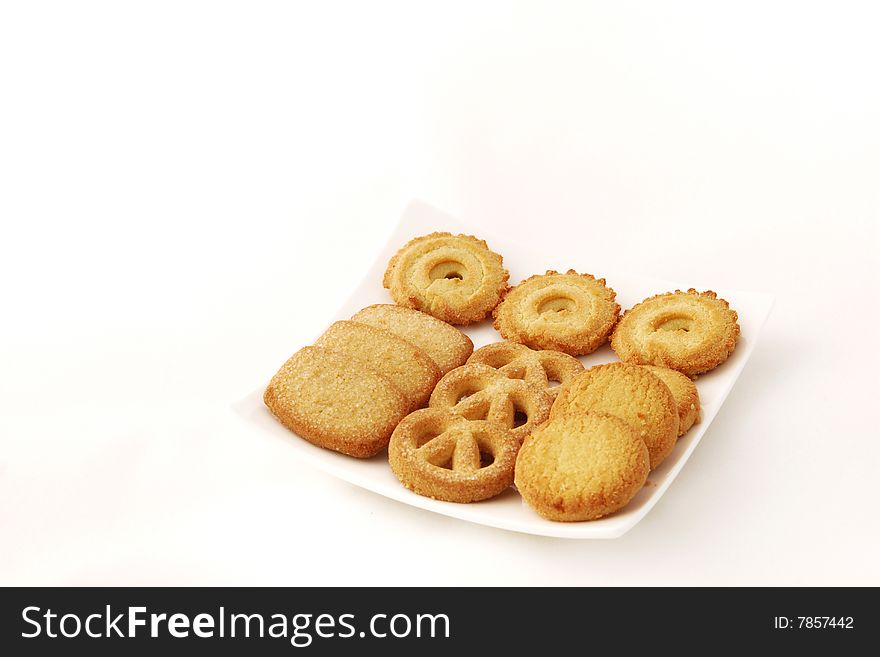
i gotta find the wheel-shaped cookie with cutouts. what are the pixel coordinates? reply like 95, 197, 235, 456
388, 408, 521, 503
467, 341, 584, 400
429, 363, 552, 443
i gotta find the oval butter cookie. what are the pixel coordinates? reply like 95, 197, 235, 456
515, 413, 650, 522
315, 320, 440, 411
552, 362, 679, 469
611, 289, 739, 377
492, 270, 619, 356
641, 365, 701, 437
383, 232, 508, 325
350, 304, 473, 375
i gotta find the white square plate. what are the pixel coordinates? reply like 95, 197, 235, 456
235, 201, 773, 538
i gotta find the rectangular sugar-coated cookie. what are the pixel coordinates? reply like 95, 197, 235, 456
315, 320, 441, 410
350, 304, 473, 375
264, 346, 408, 458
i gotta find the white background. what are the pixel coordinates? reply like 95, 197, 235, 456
1, 1, 878, 585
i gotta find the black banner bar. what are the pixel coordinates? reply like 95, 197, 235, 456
1, 587, 875, 654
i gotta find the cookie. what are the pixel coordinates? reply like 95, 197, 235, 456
610, 289, 739, 376
383, 232, 509, 325
492, 270, 619, 356
552, 362, 679, 469
429, 363, 552, 443
315, 320, 440, 411
642, 366, 701, 436
466, 341, 584, 399
264, 346, 408, 458
350, 304, 473, 375
389, 408, 519, 503
515, 413, 650, 521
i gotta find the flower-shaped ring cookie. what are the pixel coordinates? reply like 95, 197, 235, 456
383, 232, 509, 325
610, 289, 739, 377
492, 270, 619, 356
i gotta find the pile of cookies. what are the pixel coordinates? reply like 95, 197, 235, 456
265, 231, 740, 522
264, 305, 473, 457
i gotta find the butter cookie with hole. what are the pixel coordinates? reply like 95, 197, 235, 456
492, 270, 619, 356
383, 232, 508, 325
611, 289, 739, 377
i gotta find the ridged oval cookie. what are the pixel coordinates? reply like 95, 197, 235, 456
383, 232, 509, 325
315, 321, 440, 411
492, 270, 619, 356
611, 289, 739, 376
389, 408, 519, 503
642, 366, 701, 437
552, 362, 679, 469
350, 304, 473, 375
515, 413, 650, 521
264, 346, 408, 458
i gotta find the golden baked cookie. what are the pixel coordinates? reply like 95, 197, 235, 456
389, 408, 519, 503
264, 346, 408, 458
466, 341, 584, 399
515, 413, 650, 521
610, 289, 739, 376
429, 363, 552, 443
383, 232, 508, 325
492, 270, 619, 356
315, 320, 440, 411
350, 304, 473, 375
552, 362, 679, 469
642, 365, 701, 437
